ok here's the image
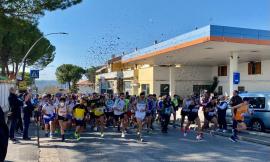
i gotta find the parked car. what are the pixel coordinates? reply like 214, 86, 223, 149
226, 92, 270, 132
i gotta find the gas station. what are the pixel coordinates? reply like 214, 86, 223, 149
118, 25, 270, 96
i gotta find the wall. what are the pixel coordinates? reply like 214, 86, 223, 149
0, 82, 15, 112
153, 66, 213, 97
138, 67, 154, 94
213, 59, 270, 96
78, 85, 94, 94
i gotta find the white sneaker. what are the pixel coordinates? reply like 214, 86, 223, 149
210, 130, 215, 136
121, 132, 125, 138
184, 132, 187, 137
101, 133, 104, 138
223, 130, 227, 133
196, 135, 202, 140
49, 133, 53, 139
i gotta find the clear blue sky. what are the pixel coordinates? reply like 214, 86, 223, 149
37, 0, 270, 80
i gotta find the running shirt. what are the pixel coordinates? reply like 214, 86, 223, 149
188, 104, 199, 121
42, 103, 55, 116
105, 99, 115, 112
234, 104, 248, 121
67, 100, 77, 115
162, 100, 173, 115
158, 100, 163, 111
135, 99, 147, 119
113, 99, 125, 115
93, 101, 105, 116
205, 102, 216, 120
182, 98, 191, 113
93, 106, 105, 116
73, 104, 87, 120
172, 98, 179, 108
147, 99, 154, 113
57, 104, 68, 117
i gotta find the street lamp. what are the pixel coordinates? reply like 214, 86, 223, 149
16, 32, 68, 80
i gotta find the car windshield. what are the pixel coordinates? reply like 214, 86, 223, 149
243, 97, 266, 109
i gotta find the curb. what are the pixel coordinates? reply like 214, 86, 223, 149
170, 122, 270, 146
212, 131, 270, 146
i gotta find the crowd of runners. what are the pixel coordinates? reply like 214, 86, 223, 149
8, 88, 252, 144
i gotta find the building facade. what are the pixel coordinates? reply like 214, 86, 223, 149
96, 25, 270, 97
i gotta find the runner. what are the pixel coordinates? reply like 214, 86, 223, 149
216, 95, 228, 132
113, 93, 126, 138
156, 95, 164, 123
160, 95, 174, 133
105, 94, 115, 127
56, 97, 69, 142
67, 95, 77, 130
42, 94, 56, 138
93, 95, 106, 137
73, 97, 88, 141
204, 97, 219, 135
146, 94, 154, 133
180, 96, 192, 132
172, 94, 180, 128
230, 98, 251, 142
183, 98, 203, 140
134, 92, 147, 141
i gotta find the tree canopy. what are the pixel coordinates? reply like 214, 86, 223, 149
0, 15, 55, 79
0, 0, 82, 19
85, 66, 97, 84
55, 64, 85, 91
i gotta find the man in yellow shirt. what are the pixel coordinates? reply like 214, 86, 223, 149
73, 97, 88, 141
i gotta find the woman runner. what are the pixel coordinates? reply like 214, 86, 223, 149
56, 97, 69, 142
135, 92, 147, 142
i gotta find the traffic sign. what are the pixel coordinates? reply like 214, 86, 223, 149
30, 70, 39, 78
233, 72, 240, 84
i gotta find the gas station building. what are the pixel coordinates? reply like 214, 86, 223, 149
96, 25, 270, 97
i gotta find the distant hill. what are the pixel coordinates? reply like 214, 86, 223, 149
35, 80, 68, 92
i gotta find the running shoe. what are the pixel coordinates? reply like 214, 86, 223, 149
196, 135, 202, 140
61, 135, 65, 142
49, 133, 53, 139
74, 132, 79, 139
210, 130, 215, 136
121, 132, 125, 138
180, 127, 184, 132
229, 136, 237, 142
10, 138, 18, 144
101, 133, 104, 138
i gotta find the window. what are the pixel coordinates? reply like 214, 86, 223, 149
141, 84, 150, 95
160, 84, 170, 96
248, 62, 261, 75
218, 66, 227, 76
124, 81, 132, 95
238, 86, 245, 93
243, 97, 265, 109
218, 86, 223, 95
193, 85, 211, 95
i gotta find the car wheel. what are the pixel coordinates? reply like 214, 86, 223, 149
251, 119, 265, 132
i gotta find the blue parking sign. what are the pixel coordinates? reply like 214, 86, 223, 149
30, 70, 39, 78
233, 72, 240, 84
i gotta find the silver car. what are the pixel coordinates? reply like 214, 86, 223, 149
226, 92, 270, 132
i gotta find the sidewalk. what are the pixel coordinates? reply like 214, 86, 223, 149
5, 123, 39, 162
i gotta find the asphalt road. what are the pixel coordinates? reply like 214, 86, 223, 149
35, 125, 270, 162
